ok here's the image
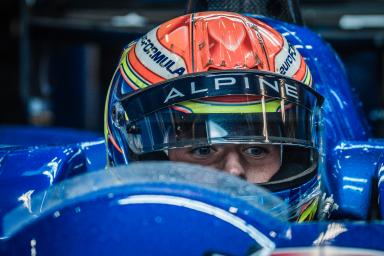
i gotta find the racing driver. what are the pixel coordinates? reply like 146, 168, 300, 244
104, 11, 323, 221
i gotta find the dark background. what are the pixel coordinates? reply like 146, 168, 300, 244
1, 0, 383, 136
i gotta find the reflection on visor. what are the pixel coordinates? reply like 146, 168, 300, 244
115, 70, 322, 154
124, 101, 317, 154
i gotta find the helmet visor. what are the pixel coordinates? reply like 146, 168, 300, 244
125, 104, 316, 153
117, 70, 323, 154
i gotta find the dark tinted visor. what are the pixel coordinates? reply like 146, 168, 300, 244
116, 70, 323, 154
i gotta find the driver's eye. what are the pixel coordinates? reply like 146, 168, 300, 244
191, 146, 213, 157
244, 146, 266, 158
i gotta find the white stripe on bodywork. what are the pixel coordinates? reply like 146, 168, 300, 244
118, 194, 275, 256
273, 246, 384, 256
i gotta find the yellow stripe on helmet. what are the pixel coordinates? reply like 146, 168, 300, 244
297, 196, 319, 222
120, 46, 149, 89
303, 65, 313, 87
174, 99, 281, 114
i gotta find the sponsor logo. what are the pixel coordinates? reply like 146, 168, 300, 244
122, 73, 310, 123
275, 37, 302, 77
137, 32, 186, 77
163, 75, 298, 104
278, 44, 298, 75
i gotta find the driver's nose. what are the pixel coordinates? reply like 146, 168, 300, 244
222, 151, 246, 179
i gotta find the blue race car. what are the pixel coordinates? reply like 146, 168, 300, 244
1, 1, 384, 255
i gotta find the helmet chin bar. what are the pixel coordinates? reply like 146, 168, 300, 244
262, 147, 318, 192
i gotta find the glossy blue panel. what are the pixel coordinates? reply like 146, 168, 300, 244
77, 139, 107, 172
7, 201, 260, 255
0, 145, 84, 225
0, 139, 106, 225
282, 222, 384, 251
378, 154, 384, 218
325, 140, 384, 219
2, 163, 384, 254
2, 163, 286, 255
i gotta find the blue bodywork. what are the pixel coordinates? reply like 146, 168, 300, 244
0, 126, 106, 224
1, 17, 384, 254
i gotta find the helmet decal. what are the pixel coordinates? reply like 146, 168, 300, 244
274, 36, 312, 86
120, 46, 151, 90
119, 11, 312, 91
297, 196, 319, 222
135, 27, 188, 79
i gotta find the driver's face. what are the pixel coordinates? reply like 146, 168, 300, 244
169, 144, 281, 183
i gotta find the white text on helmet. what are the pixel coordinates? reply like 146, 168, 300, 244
163, 76, 298, 104
139, 35, 186, 76
278, 44, 298, 75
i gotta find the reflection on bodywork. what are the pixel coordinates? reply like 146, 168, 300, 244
17, 190, 34, 213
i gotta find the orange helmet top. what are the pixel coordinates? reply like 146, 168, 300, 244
120, 11, 311, 89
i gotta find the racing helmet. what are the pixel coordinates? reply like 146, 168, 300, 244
104, 11, 323, 221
